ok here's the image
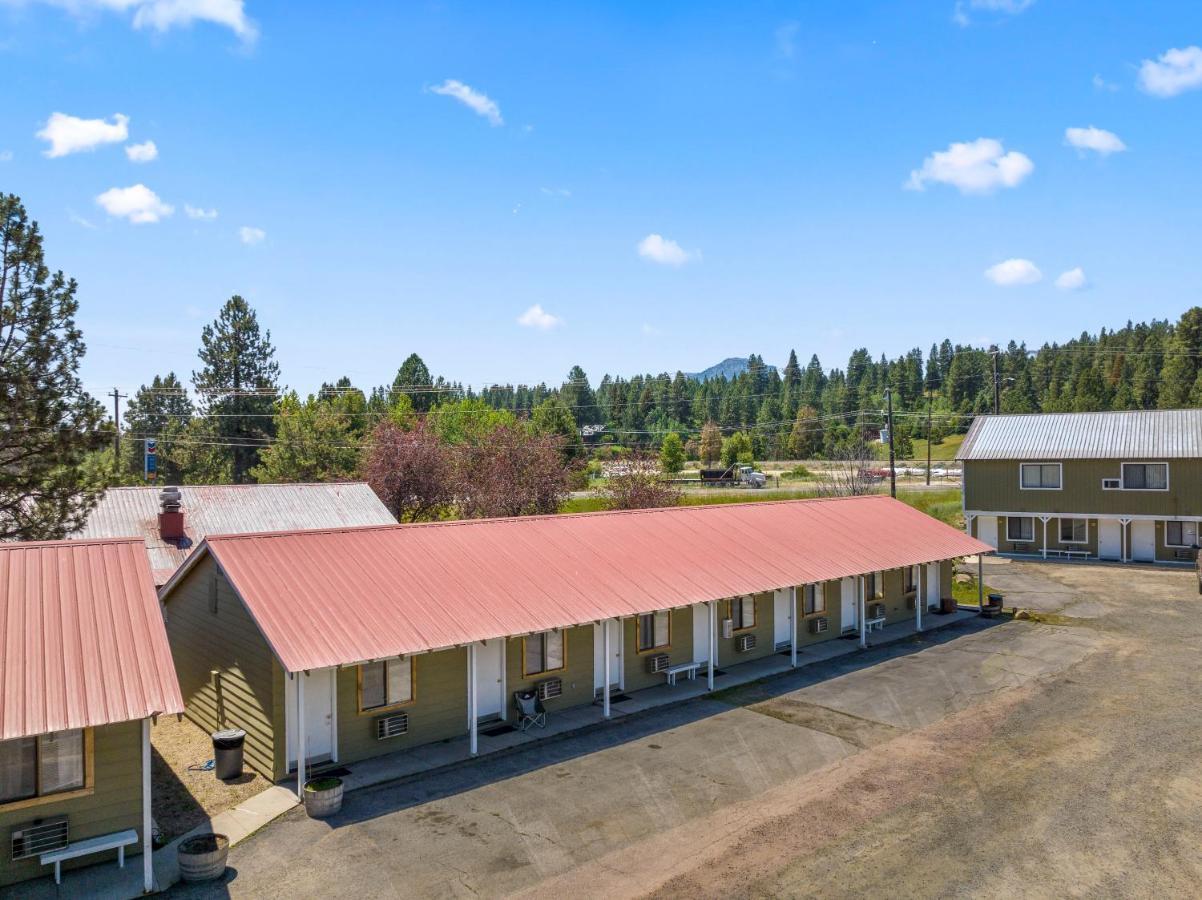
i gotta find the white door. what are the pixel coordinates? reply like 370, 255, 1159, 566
285, 669, 336, 769
840, 578, 857, 632
593, 620, 623, 692
773, 589, 792, 649
692, 604, 710, 665
1132, 520, 1156, 562
976, 516, 998, 549
1098, 519, 1121, 560
926, 563, 941, 610
474, 640, 504, 720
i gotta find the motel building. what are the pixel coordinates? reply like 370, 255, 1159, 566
958, 409, 1202, 563
0, 538, 184, 891
157, 495, 989, 788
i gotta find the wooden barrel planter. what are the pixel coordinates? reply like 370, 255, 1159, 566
178, 833, 229, 882
304, 776, 344, 818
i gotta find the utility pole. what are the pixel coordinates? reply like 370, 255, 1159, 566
991, 349, 1000, 415
109, 388, 127, 458
885, 387, 896, 499
926, 391, 932, 487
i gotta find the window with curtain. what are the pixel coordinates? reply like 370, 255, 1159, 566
903, 567, 916, 593
730, 596, 756, 630
637, 611, 670, 651
523, 631, 566, 675
0, 730, 85, 805
1122, 463, 1168, 490
1166, 521, 1198, 548
865, 573, 883, 599
802, 584, 824, 615
1007, 516, 1035, 542
1020, 463, 1061, 489
360, 658, 414, 711
1059, 518, 1088, 543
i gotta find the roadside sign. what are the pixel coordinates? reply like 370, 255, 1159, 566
145, 439, 157, 482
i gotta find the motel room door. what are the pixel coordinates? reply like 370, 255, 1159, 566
692, 605, 710, 666
773, 589, 792, 649
474, 640, 505, 721
925, 563, 941, 610
285, 668, 336, 770
976, 516, 998, 550
1131, 520, 1156, 563
840, 578, 858, 632
593, 619, 623, 694
1098, 520, 1121, 560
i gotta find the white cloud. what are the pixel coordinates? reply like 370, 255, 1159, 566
429, 79, 503, 126
984, 258, 1042, 286
37, 112, 128, 158
640, 323, 662, 336
517, 304, 563, 331
184, 204, 218, 220
10, 0, 256, 42
906, 138, 1033, 194
953, 0, 1033, 26
125, 139, 158, 162
1138, 46, 1202, 98
68, 210, 97, 229
1064, 126, 1126, 156
1055, 267, 1088, 291
95, 184, 173, 223
238, 225, 265, 245
1092, 73, 1119, 92
637, 233, 698, 266
775, 21, 799, 58
0, 150, 11, 162
540, 187, 571, 198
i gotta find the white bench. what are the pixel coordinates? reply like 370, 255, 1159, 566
664, 662, 700, 685
41, 829, 138, 885
1046, 549, 1089, 561
865, 615, 887, 633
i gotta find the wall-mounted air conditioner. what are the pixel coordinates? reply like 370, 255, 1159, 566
646, 653, 670, 673
536, 678, 563, 700
376, 712, 408, 740
809, 617, 829, 634
735, 633, 757, 653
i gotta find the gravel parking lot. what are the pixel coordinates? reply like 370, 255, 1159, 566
171, 559, 1200, 899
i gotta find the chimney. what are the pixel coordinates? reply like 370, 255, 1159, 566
158, 486, 185, 541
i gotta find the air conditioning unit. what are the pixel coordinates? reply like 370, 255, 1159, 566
11, 816, 69, 861
871, 603, 885, 619
375, 712, 408, 740
721, 619, 734, 640
1102, 478, 1120, 490
646, 653, 670, 673
536, 678, 562, 701
809, 617, 829, 634
735, 633, 757, 653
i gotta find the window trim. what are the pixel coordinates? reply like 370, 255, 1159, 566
521, 630, 568, 677
864, 573, 883, 601
1019, 461, 1063, 491
357, 657, 417, 715
1058, 517, 1089, 545
802, 584, 825, 617
635, 610, 672, 653
902, 567, 917, 595
1165, 520, 1198, 549
1120, 461, 1169, 492
728, 596, 757, 632
0, 728, 94, 813
1006, 515, 1035, 543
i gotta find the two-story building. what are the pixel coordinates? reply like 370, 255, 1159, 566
958, 409, 1202, 563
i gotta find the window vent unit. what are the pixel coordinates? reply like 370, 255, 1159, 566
536, 678, 562, 701
11, 816, 69, 861
870, 603, 886, 619
735, 633, 757, 653
721, 619, 734, 640
375, 712, 408, 740
1175, 549, 1195, 561
646, 653, 671, 674
809, 617, 829, 635
1102, 478, 1120, 490
1012, 542, 1031, 553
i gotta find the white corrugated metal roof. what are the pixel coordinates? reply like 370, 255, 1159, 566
76, 483, 395, 582
957, 409, 1202, 460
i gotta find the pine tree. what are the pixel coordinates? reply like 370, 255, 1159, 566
0, 193, 107, 539
192, 295, 280, 483
391, 353, 435, 413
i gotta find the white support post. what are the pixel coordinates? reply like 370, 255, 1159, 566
858, 577, 867, 649
965, 513, 975, 536
707, 600, 716, 691
142, 717, 152, 893
468, 644, 479, 756
789, 586, 798, 668
915, 567, 923, 633
977, 555, 985, 611
602, 620, 612, 718
296, 672, 306, 800
1041, 517, 1050, 559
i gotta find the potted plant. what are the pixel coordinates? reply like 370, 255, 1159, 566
303, 776, 344, 818
177, 833, 229, 882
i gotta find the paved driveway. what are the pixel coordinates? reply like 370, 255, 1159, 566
172, 560, 1198, 898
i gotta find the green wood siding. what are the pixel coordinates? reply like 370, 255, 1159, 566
0, 721, 143, 887
163, 557, 278, 779
507, 626, 595, 709
965, 459, 1202, 517
336, 647, 468, 765
622, 607, 694, 692
716, 592, 775, 666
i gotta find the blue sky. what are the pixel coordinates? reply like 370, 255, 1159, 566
2, 0, 1201, 400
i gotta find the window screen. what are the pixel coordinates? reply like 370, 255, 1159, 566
1021, 464, 1061, 489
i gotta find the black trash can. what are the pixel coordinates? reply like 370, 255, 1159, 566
211, 729, 246, 780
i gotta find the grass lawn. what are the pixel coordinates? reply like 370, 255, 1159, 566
907, 432, 965, 463
952, 573, 996, 606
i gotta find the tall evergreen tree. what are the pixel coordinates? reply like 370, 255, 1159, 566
121, 372, 193, 482
192, 295, 280, 483
0, 193, 106, 539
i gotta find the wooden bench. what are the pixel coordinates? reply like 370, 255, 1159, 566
865, 615, 886, 633
41, 829, 138, 885
1046, 549, 1089, 561
664, 662, 700, 685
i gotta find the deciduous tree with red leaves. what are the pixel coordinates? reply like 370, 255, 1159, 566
454, 424, 568, 518
362, 419, 454, 522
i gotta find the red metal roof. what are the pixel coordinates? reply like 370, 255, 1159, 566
1, 537, 184, 740
166, 495, 991, 673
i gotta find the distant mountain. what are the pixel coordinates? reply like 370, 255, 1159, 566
685, 357, 777, 382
